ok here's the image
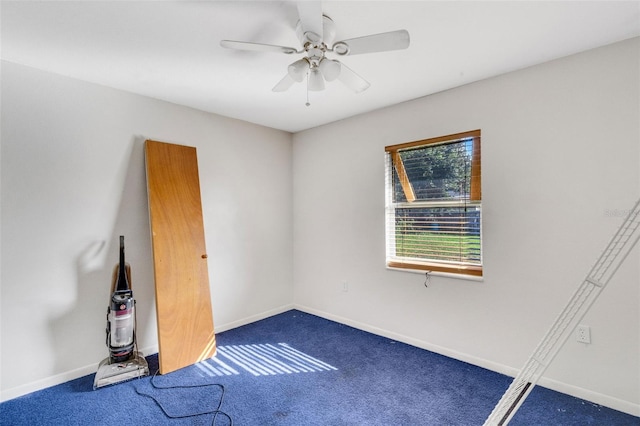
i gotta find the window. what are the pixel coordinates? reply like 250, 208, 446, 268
385, 130, 482, 277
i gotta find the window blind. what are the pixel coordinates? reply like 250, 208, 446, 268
385, 130, 482, 276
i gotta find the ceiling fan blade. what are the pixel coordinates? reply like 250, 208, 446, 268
296, 1, 323, 42
337, 62, 370, 93
220, 40, 299, 55
272, 74, 296, 92
332, 29, 410, 56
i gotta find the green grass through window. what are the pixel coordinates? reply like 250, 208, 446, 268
395, 232, 481, 263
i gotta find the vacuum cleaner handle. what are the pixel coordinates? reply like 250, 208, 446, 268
115, 236, 130, 292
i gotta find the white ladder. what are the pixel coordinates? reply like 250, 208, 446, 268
484, 198, 640, 425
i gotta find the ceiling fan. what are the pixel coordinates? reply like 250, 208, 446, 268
220, 2, 410, 96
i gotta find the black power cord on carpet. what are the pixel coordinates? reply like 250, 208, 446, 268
134, 369, 233, 425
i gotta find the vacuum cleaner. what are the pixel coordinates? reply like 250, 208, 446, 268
93, 236, 149, 389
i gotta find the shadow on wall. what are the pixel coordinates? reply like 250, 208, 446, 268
48, 136, 157, 378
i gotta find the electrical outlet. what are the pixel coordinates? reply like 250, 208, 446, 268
342, 280, 348, 292
577, 325, 591, 344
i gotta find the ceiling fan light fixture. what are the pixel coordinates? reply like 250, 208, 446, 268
287, 58, 310, 82
318, 58, 341, 81
308, 68, 325, 91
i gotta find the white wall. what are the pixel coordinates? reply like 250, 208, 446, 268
0, 61, 293, 399
1, 37, 638, 415
293, 37, 639, 415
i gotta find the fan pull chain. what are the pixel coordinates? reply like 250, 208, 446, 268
305, 71, 311, 107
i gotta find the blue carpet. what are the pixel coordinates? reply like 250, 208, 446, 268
1, 310, 638, 425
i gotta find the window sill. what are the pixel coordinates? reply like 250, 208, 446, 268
386, 261, 483, 281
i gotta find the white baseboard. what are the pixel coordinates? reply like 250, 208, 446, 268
293, 304, 640, 417
4, 304, 638, 418
214, 303, 295, 333
1, 363, 97, 402
0, 304, 296, 403
0, 344, 159, 403
536, 376, 640, 417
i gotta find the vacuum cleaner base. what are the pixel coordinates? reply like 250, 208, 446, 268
93, 351, 150, 390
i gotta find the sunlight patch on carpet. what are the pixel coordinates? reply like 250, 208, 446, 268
214, 343, 337, 376
195, 354, 241, 377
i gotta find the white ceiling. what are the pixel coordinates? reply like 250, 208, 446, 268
2, 1, 639, 133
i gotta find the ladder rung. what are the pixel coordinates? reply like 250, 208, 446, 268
531, 356, 547, 368
585, 277, 604, 287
